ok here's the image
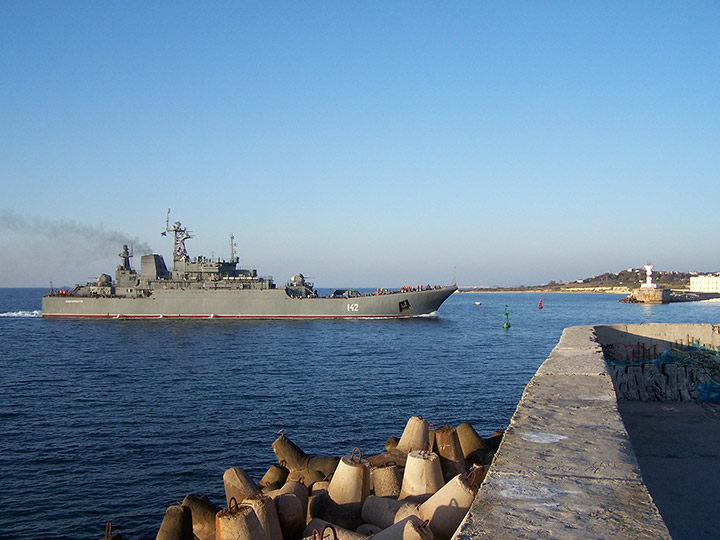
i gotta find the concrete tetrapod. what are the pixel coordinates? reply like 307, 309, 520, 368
307, 457, 341, 479
272, 481, 310, 521
180, 494, 220, 540
392, 502, 421, 525
311, 478, 331, 496
272, 433, 311, 471
385, 437, 400, 451
155, 504, 193, 540
223, 466, 259, 507
455, 423, 488, 459
361, 495, 417, 530
307, 492, 325, 525
273, 493, 305, 540
307, 481, 331, 524
288, 468, 326, 488
395, 417, 430, 455
327, 448, 370, 512
398, 450, 444, 502
215, 498, 268, 540
312, 491, 363, 530
370, 463, 402, 498
370, 516, 433, 540
433, 426, 466, 483
246, 494, 283, 540
368, 417, 431, 469
303, 518, 367, 540
417, 470, 480, 540
135, 417, 502, 539
272, 433, 340, 487
259, 464, 290, 492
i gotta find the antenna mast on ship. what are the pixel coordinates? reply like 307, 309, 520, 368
230, 233, 238, 263
119, 245, 133, 270
162, 208, 192, 262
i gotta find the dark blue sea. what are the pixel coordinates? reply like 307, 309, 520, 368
2, 288, 720, 540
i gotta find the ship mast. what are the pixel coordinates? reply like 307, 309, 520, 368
230, 233, 238, 263
163, 209, 192, 263
119, 245, 133, 270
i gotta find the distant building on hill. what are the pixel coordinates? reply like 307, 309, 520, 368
690, 274, 720, 293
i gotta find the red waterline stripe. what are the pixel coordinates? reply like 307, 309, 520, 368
41, 313, 415, 319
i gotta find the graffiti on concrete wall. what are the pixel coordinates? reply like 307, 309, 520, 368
604, 339, 720, 403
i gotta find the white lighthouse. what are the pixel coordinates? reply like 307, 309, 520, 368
641, 263, 656, 289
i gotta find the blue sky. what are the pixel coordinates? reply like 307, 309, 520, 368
1, 1, 718, 287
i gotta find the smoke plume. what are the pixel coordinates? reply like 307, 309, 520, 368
0, 209, 153, 255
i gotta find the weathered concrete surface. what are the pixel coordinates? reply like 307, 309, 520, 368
452, 325, 672, 540
618, 401, 720, 540
594, 323, 720, 353
597, 323, 720, 403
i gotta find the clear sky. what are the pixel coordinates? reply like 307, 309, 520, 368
1, 1, 718, 288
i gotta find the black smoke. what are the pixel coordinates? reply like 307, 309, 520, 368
0, 209, 153, 255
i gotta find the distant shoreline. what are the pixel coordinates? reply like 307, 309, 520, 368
457, 287, 631, 295
457, 287, 691, 295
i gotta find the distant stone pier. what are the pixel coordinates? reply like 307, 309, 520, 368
621, 288, 720, 304
623, 287, 671, 303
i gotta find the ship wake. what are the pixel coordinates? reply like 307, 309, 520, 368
0, 310, 41, 318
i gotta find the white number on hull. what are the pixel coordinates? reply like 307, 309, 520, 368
347, 303, 359, 312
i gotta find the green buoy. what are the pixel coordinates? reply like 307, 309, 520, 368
502, 305, 511, 328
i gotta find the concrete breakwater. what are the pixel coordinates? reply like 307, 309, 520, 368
99, 417, 503, 540
453, 325, 674, 540
620, 289, 720, 304
454, 324, 720, 539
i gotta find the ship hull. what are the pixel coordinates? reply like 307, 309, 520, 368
41, 285, 457, 319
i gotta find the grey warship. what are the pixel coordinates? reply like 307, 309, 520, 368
42, 216, 457, 319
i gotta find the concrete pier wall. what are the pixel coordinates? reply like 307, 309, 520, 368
598, 324, 720, 403
451, 324, 720, 540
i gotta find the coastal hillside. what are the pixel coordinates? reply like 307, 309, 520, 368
462, 269, 693, 293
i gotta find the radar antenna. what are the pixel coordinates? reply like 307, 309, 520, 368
163, 208, 193, 262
